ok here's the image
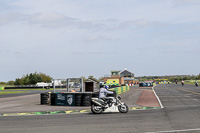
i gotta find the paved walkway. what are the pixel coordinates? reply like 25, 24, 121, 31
0, 85, 160, 115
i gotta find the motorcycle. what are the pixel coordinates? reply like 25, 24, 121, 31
91, 94, 129, 114
195, 82, 198, 87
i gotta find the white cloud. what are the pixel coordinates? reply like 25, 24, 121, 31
30, 12, 66, 23
0, 13, 21, 25
0, 0, 200, 81
173, 0, 200, 6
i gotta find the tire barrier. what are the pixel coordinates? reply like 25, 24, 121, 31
55, 93, 76, 106
139, 83, 143, 87
139, 82, 153, 87
75, 93, 82, 106
40, 93, 50, 105
50, 93, 56, 105
92, 92, 99, 98
47, 92, 92, 106
44, 88, 128, 107
81, 93, 92, 106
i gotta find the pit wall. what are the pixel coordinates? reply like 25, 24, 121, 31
109, 85, 130, 94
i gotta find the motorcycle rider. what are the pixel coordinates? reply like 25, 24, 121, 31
181, 80, 184, 85
91, 84, 128, 114
195, 81, 198, 87
99, 84, 115, 107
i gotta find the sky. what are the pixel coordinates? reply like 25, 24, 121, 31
0, 0, 200, 81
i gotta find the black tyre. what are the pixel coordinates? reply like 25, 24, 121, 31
92, 92, 99, 98
91, 104, 103, 114
40, 93, 49, 105
41, 99, 48, 104
81, 93, 91, 106
50, 93, 56, 105
75, 93, 82, 106
118, 104, 129, 113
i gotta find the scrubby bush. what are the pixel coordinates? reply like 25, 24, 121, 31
14, 72, 52, 85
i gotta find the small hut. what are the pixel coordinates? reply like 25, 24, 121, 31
84, 79, 99, 92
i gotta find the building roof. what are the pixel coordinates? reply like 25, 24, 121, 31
124, 78, 135, 81
85, 78, 99, 83
120, 69, 134, 76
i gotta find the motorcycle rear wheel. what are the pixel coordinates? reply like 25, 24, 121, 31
91, 104, 103, 114
118, 104, 129, 113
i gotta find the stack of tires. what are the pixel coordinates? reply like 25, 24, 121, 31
50, 93, 56, 105
75, 93, 82, 106
81, 93, 92, 106
42, 92, 92, 106
92, 92, 99, 98
139, 83, 143, 87
40, 93, 50, 105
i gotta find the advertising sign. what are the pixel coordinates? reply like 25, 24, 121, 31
55, 93, 75, 106
106, 79, 119, 85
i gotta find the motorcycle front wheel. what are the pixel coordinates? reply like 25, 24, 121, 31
118, 104, 129, 113
91, 104, 103, 114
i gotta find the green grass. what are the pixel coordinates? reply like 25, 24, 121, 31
184, 80, 199, 85
184, 82, 196, 85
185, 80, 200, 82
0, 91, 28, 95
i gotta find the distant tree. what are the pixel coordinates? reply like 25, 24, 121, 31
0, 82, 7, 85
14, 72, 52, 85
7, 81, 15, 85
23, 74, 30, 85
198, 74, 200, 79
183, 77, 188, 80
14, 78, 23, 85
80, 76, 87, 82
39, 73, 51, 83
29, 73, 39, 84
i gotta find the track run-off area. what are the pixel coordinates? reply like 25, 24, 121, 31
1, 84, 200, 133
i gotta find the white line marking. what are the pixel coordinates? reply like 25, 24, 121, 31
152, 86, 164, 109
146, 128, 200, 133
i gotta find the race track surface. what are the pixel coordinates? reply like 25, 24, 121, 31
1, 84, 200, 133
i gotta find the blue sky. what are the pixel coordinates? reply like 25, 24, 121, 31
0, 0, 200, 81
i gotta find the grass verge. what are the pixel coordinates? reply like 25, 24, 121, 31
0, 91, 28, 95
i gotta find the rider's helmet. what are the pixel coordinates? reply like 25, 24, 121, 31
100, 84, 104, 88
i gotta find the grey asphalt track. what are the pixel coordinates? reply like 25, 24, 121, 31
0, 85, 157, 115
1, 84, 200, 133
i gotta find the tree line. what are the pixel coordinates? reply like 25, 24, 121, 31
14, 72, 52, 85
0, 72, 52, 86
0, 73, 103, 86
1, 73, 200, 86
